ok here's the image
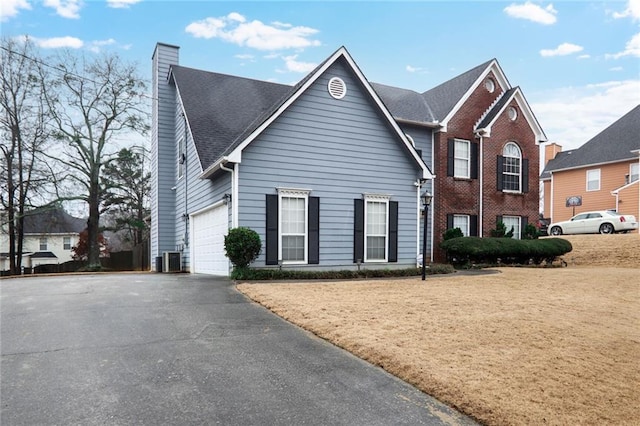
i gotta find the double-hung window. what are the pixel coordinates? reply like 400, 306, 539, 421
365, 196, 389, 261
502, 216, 521, 239
279, 189, 309, 263
453, 215, 470, 237
39, 237, 48, 251
454, 139, 470, 178
63, 236, 72, 250
586, 169, 600, 191
177, 136, 185, 179
502, 142, 522, 192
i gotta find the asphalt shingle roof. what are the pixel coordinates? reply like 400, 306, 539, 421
541, 104, 640, 176
23, 208, 85, 234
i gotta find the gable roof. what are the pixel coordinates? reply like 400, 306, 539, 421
370, 83, 437, 124
421, 59, 496, 122
180, 46, 432, 180
23, 207, 85, 234
541, 105, 640, 176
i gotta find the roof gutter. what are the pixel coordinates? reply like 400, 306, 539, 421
395, 118, 442, 129
200, 156, 231, 180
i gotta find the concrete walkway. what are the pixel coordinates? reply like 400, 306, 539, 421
1, 273, 476, 425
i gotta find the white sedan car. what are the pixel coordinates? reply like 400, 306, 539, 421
548, 210, 638, 235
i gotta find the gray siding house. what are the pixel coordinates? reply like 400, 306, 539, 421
151, 43, 433, 275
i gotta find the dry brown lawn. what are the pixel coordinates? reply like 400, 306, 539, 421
237, 234, 640, 425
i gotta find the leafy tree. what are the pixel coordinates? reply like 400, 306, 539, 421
490, 221, 514, 238
42, 50, 149, 267
102, 147, 150, 246
72, 229, 109, 261
0, 37, 56, 274
443, 227, 464, 241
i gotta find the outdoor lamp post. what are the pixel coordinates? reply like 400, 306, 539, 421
421, 190, 432, 281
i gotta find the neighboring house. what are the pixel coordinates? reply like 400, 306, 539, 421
541, 105, 640, 224
151, 43, 545, 274
0, 207, 86, 271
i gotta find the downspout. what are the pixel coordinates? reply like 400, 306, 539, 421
182, 112, 189, 248
220, 161, 237, 228
475, 129, 487, 237
415, 180, 421, 265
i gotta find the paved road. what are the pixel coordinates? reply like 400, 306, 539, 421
1, 273, 476, 425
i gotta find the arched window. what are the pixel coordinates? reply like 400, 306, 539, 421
502, 142, 522, 192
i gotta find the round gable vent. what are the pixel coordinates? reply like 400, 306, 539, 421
328, 77, 347, 99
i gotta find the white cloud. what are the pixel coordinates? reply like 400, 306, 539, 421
504, 2, 557, 25
43, 0, 82, 19
609, 66, 623, 71
88, 38, 116, 53
33, 36, 84, 49
540, 42, 583, 57
106, 0, 141, 8
235, 54, 255, 60
406, 65, 421, 73
0, 0, 31, 22
283, 55, 316, 73
185, 12, 321, 51
577, 54, 591, 60
612, 0, 640, 21
532, 79, 640, 150
606, 32, 640, 59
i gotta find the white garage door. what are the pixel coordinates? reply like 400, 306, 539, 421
191, 204, 229, 275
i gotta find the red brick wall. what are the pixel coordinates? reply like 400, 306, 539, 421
432, 72, 540, 262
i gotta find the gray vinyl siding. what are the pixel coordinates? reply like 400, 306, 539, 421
151, 43, 179, 268
238, 58, 423, 269
173, 97, 231, 271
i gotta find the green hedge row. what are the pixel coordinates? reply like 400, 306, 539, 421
440, 237, 572, 266
231, 264, 455, 281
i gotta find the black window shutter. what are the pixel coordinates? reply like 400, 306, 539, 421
470, 142, 479, 179
308, 197, 320, 264
447, 213, 454, 230
470, 215, 478, 236
497, 156, 504, 191
496, 215, 503, 227
388, 201, 398, 263
521, 216, 528, 235
522, 158, 529, 193
265, 194, 278, 265
353, 199, 364, 263
447, 139, 455, 176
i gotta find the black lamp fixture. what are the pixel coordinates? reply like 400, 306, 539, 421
421, 190, 432, 281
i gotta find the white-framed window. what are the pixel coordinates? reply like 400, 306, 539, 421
454, 138, 470, 178
63, 236, 72, 250
502, 216, 521, 239
453, 215, 470, 237
365, 195, 389, 262
177, 136, 185, 179
278, 189, 309, 263
502, 142, 522, 192
630, 163, 639, 183
39, 237, 48, 251
586, 169, 600, 191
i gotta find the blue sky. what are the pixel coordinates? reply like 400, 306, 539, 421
2, 0, 639, 155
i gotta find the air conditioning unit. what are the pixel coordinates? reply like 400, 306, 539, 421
163, 251, 182, 273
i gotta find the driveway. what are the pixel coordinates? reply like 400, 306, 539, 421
1, 273, 476, 425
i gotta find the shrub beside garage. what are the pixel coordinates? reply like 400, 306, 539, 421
441, 237, 572, 267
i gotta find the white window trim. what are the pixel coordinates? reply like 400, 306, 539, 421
39, 237, 48, 251
454, 138, 470, 179
630, 162, 639, 183
502, 142, 522, 193
63, 236, 72, 250
502, 215, 521, 240
453, 214, 470, 237
364, 194, 390, 262
586, 169, 600, 191
277, 188, 311, 265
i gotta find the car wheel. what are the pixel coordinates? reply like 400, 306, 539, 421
599, 223, 614, 234
550, 226, 562, 236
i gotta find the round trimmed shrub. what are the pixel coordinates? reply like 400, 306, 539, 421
224, 227, 262, 269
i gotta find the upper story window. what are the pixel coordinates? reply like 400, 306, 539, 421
177, 136, 185, 179
454, 139, 470, 178
278, 189, 309, 264
630, 163, 639, 183
501, 142, 522, 192
365, 195, 389, 262
586, 169, 600, 191
39, 237, 48, 251
485, 78, 495, 93
63, 236, 72, 250
508, 106, 518, 121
